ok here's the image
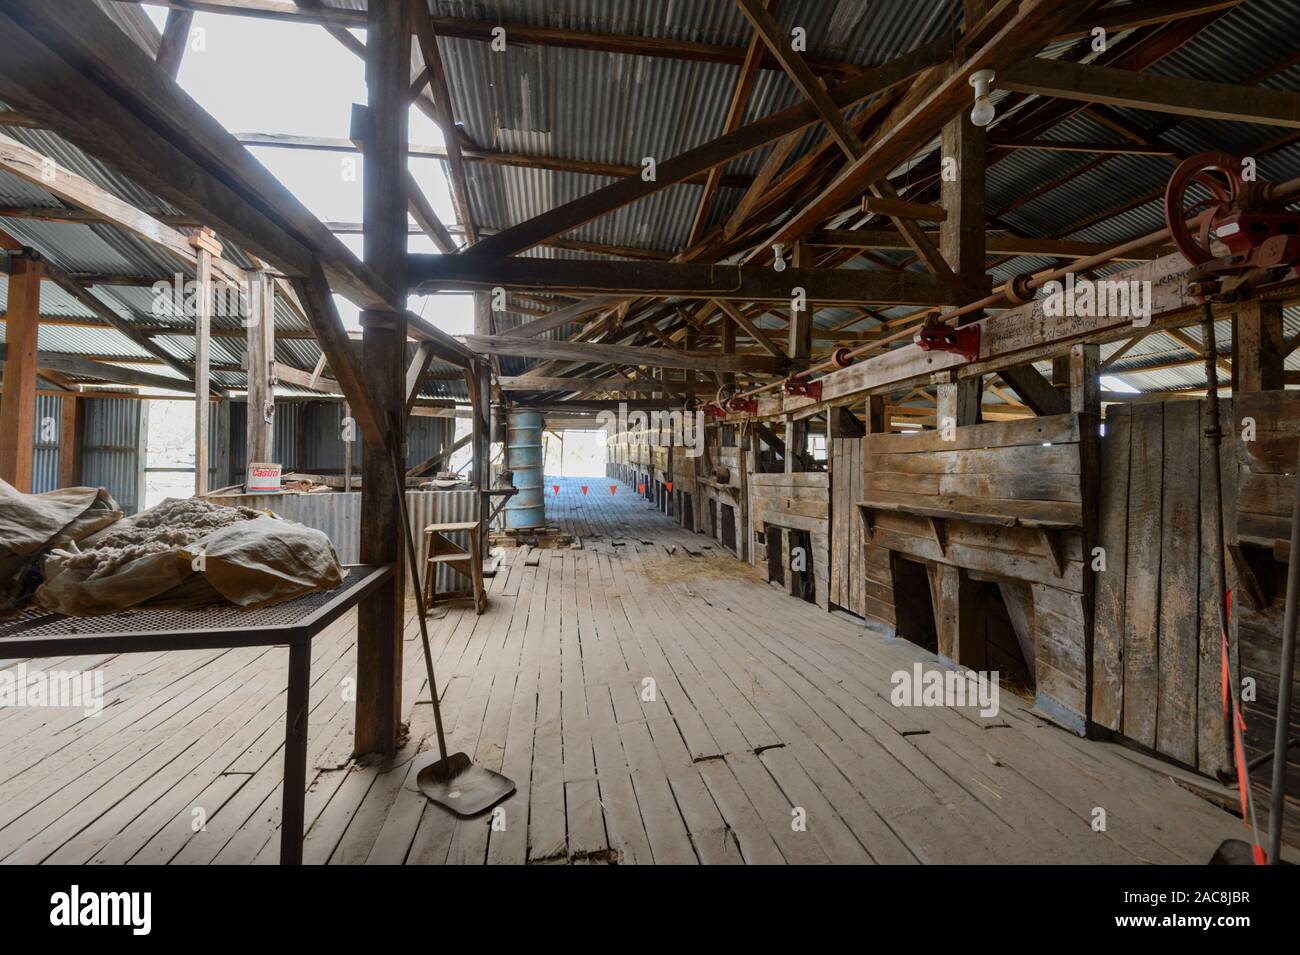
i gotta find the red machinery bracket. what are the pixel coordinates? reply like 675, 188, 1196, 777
726, 397, 758, 415
916, 321, 981, 363
783, 378, 823, 401
702, 403, 726, 420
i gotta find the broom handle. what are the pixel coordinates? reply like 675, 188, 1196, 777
388, 430, 450, 764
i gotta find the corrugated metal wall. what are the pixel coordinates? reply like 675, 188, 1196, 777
223, 400, 456, 478
30, 393, 62, 494
25, 396, 455, 504
207, 489, 479, 595
81, 397, 145, 513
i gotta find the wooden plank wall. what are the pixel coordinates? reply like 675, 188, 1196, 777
859, 414, 1089, 731
1230, 391, 1299, 843
830, 436, 894, 628
698, 443, 746, 557
672, 447, 699, 532
1091, 400, 1237, 778
750, 471, 830, 609
862, 415, 1085, 525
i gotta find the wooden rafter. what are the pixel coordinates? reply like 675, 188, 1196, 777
1001, 57, 1300, 128
738, 0, 952, 275
411, 8, 478, 243
230, 132, 755, 189
760, 0, 1093, 252
688, 0, 770, 247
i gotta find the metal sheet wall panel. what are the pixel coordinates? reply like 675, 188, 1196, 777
30, 393, 62, 493
81, 397, 144, 513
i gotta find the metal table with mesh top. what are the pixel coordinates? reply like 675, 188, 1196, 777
0, 563, 392, 865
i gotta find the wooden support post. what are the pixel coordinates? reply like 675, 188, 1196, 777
156, 9, 194, 79
784, 242, 814, 471
1052, 355, 1071, 387
1072, 342, 1102, 726
244, 271, 275, 465
937, 79, 985, 430
0, 254, 40, 490
788, 242, 814, 364
342, 400, 353, 490
212, 398, 230, 489
463, 356, 491, 545
1069, 342, 1101, 415
720, 312, 736, 390
194, 246, 212, 494
58, 391, 82, 488
354, 0, 410, 759
940, 41, 990, 327
939, 112, 986, 291
928, 562, 986, 669
1233, 298, 1284, 393
935, 374, 982, 429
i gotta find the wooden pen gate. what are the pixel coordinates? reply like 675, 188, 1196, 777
830, 436, 895, 629
1091, 400, 1238, 777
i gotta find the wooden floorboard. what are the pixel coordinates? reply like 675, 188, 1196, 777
0, 476, 1250, 864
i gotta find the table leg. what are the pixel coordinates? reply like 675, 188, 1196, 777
280, 639, 311, 865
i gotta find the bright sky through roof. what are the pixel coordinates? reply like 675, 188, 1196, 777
145, 5, 475, 335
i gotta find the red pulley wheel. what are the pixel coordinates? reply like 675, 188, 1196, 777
1164, 152, 1245, 267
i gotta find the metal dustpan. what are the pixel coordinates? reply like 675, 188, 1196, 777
417, 752, 514, 817
389, 435, 516, 818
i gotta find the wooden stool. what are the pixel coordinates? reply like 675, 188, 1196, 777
422, 521, 486, 615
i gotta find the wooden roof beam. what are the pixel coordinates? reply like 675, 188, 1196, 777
806, 229, 1163, 261
463, 336, 786, 375
409, 254, 971, 306
1052, 0, 1245, 42
1000, 57, 1300, 128
0, 132, 248, 288
117, 2, 1242, 70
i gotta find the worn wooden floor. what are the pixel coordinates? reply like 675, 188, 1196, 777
0, 477, 1248, 864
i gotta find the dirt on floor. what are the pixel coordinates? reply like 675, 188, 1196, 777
639, 549, 758, 584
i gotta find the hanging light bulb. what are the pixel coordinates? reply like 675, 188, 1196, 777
969, 69, 996, 128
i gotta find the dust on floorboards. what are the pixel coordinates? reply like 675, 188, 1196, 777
0, 477, 1247, 864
